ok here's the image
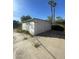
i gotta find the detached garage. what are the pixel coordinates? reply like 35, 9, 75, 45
22, 18, 51, 35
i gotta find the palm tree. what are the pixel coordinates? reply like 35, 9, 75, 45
48, 0, 56, 25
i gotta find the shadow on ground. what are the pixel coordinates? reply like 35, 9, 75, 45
36, 31, 65, 39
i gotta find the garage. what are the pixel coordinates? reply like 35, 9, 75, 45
22, 18, 51, 35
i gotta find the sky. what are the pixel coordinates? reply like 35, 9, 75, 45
13, 0, 65, 20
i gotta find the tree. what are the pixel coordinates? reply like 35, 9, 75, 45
21, 15, 32, 23
55, 16, 65, 28
47, 16, 52, 23
56, 16, 63, 21
13, 20, 21, 29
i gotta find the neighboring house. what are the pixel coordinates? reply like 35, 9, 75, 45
22, 18, 51, 35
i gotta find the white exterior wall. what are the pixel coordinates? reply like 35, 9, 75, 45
28, 22, 35, 35
22, 22, 35, 35
22, 20, 51, 35
22, 23, 27, 30
34, 20, 51, 35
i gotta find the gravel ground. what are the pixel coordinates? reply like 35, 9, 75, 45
13, 31, 65, 59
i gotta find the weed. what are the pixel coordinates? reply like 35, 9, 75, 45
23, 37, 27, 40
34, 43, 40, 48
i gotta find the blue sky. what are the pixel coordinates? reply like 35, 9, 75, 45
13, 0, 65, 20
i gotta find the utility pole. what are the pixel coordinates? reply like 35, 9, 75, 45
48, 0, 56, 25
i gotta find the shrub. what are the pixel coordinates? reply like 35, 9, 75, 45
16, 29, 27, 33
51, 25, 64, 31
16, 29, 33, 36
16, 29, 23, 33
21, 30, 27, 33
13, 20, 22, 29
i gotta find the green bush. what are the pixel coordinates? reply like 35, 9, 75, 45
16, 29, 23, 33
13, 20, 22, 29
16, 29, 28, 33
51, 25, 64, 31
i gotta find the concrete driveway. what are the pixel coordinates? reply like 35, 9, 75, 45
13, 31, 65, 59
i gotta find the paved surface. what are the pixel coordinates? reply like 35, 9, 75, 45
13, 31, 65, 59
